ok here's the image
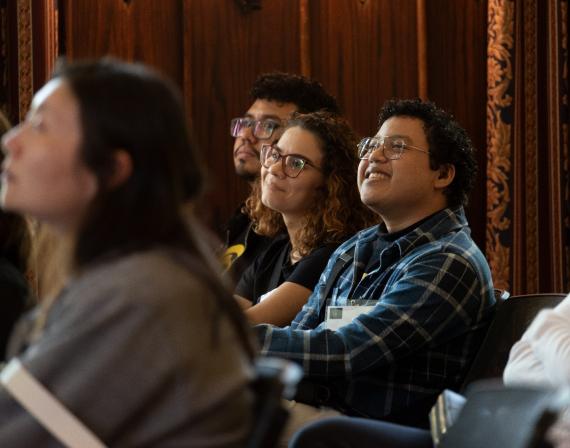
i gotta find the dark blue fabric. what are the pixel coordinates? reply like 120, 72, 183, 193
257, 206, 495, 426
289, 417, 433, 448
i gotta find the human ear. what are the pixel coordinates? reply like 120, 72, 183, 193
434, 163, 455, 189
107, 149, 133, 189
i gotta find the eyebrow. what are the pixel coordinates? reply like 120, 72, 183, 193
273, 145, 316, 165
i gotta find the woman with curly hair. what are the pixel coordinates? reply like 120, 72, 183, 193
235, 111, 376, 326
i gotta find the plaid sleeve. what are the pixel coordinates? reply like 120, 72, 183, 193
256, 250, 486, 378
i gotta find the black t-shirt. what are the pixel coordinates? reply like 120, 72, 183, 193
235, 234, 339, 305
222, 206, 274, 283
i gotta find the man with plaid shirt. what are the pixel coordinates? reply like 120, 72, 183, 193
256, 99, 495, 444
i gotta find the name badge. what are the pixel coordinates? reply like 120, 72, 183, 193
325, 304, 374, 331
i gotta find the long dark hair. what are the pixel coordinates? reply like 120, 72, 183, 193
53, 58, 254, 357
0, 111, 30, 274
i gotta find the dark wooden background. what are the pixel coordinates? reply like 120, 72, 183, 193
5, 0, 489, 249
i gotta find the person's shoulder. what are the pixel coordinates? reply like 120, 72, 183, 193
308, 242, 340, 258
70, 249, 213, 306
251, 233, 290, 264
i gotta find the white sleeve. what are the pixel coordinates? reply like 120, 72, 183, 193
525, 308, 570, 387
504, 294, 570, 388
503, 338, 548, 386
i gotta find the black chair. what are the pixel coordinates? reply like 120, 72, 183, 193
440, 380, 562, 448
461, 293, 567, 390
247, 357, 303, 448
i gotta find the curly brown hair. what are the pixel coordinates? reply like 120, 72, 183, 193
246, 111, 376, 257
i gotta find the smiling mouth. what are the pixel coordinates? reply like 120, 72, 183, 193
366, 171, 390, 180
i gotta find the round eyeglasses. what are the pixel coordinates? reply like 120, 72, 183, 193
230, 117, 283, 140
357, 136, 430, 160
260, 144, 322, 178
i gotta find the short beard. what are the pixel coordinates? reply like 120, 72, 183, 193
235, 164, 259, 183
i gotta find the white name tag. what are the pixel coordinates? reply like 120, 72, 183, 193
325, 305, 374, 331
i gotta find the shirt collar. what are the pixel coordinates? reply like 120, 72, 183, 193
376, 206, 468, 256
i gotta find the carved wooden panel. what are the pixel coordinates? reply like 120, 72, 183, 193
183, 0, 302, 229
62, 0, 183, 85
308, 0, 420, 139
425, 0, 489, 249
48, 0, 490, 251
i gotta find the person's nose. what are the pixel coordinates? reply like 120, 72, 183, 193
1, 125, 23, 157
267, 157, 285, 177
367, 145, 388, 164
239, 124, 258, 144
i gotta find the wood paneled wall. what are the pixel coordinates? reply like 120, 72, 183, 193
16, 0, 489, 249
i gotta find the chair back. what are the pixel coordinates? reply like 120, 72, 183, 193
247, 357, 303, 448
440, 381, 561, 448
461, 293, 567, 390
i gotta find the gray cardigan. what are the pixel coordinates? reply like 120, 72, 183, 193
0, 249, 252, 447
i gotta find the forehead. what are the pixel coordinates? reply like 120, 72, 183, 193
276, 126, 323, 161
375, 116, 427, 143
31, 78, 79, 123
246, 99, 297, 121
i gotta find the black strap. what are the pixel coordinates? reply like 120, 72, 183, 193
318, 246, 356, 321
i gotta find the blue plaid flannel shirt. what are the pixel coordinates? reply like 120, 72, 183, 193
256, 206, 495, 426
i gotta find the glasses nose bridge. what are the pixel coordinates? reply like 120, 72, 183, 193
241, 121, 259, 141
367, 140, 388, 161
266, 155, 287, 177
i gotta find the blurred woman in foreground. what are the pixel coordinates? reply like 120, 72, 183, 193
0, 58, 253, 447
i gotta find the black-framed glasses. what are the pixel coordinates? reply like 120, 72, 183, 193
260, 144, 321, 178
357, 136, 430, 160
230, 117, 283, 140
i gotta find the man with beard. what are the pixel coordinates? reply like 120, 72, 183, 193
223, 73, 340, 280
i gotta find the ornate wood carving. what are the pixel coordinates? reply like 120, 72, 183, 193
486, 0, 514, 292
16, 0, 32, 122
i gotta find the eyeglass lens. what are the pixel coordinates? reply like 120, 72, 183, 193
230, 118, 280, 140
358, 137, 405, 160
261, 145, 306, 178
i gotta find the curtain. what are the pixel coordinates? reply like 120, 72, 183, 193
487, 0, 569, 294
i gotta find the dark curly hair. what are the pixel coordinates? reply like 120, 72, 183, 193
251, 72, 341, 115
246, 111, 376, 256
378, 99, 477, 208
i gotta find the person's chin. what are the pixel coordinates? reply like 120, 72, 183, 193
360, 192, 382, 212
234, 165, 259, 182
